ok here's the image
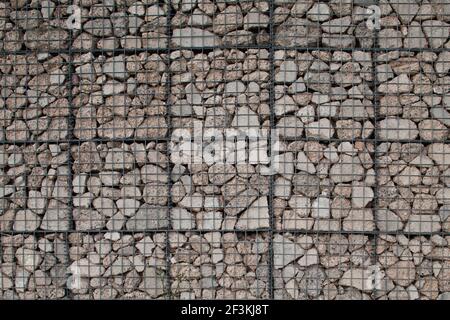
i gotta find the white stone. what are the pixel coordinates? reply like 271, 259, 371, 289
273, 234, 305, 269
296, 151, 316, 174
351, 186, 374, 208
275, 60, 298, 83
170, 207, 195, 230
311, 196, 330, 219
306, 118, 334, 139
236, 197, 270, 230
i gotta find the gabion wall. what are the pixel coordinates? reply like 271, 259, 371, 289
0, 0, 450, 300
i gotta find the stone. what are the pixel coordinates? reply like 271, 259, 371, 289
386, 260, 416, 286
389, 0, 420, 24
379, 74, 413, 94
170, 207, 195, 230
213, 5, 243, 35
379, 29, 403, 49
288, 195, 311, 217
404, 215, 441, 233
273, 234, 304, 269
377, 209, 404, 232
343, 209, 375, 232
296, 151, 316, 174
135, 117, 167, 139
298, 266, 326, 297
40, 200, 71, 231
340, 268, 374, 292
276, 116, 304, 139
84, 19, 113, 37
293, 172, 320, 197
125, 204, 168, 230
275, 61, 298, 83
103, 56, 128, 80
26, 190, 47, 214
231, 106, 259, 128
197, 211, 223, 230
321, 16, 352, 33
311, 196, 330, 219
15, 248, 42, 272
351, 186, 374, 208
24, 27, 69, 50
274, 95, 297, 116
13, 210, 41, 232
140, 267, 166, 298
305, 118, 334, 139
236, 197, 270, 230
422, 20, 450, 48
418, 120, 448, 141
104, 148, 135, 171
172, 28, 221, 48
329, 155, 365, 183
297, 248, 319, 267
404, 22, 428, 48
378, 118, 419, 141
224, 80, 246, 97
307, 3, 331, 22
428, 143, 450, 166
275, 17, 322, 47
243, 9, 269, 29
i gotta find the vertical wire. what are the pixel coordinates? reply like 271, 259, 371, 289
64, 0, 76, 299
267, 0, 275, 300
164, 0, 173, 300
371, 0, 380, 300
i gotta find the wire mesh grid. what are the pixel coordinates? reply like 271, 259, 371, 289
0, 0, 450, 300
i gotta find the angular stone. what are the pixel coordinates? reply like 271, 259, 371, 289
13, 210, 41, 232
275, 17, 322, 47
378, 118, 419, 141
404, 215, 441, 233
376, 209, 404, 232
386, 260, 416, 286
343, 209, 375, 232
273, 234, 304, 269
236, 197, 270, 230
351, 186, 374, 208
340, 268, 374, 292
140, 267, 166, 298
172, 28, 221, 48
24, 27, 69, 50
329, 155, 365, 183
311, 196, 330, 219
213, 5, 243, 35
84, 19, 113, 37
389, 0, 420, 24
40, 200, 71, 231
428, 143, 450, 166
306, 118, 334, 139
125, 204, 168, 230
422, 20, 450, 48
170, 207, 195, 230
275, 60, 298, 83
103, 56, 128, 80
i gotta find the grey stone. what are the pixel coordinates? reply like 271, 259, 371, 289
172, 28, 221, 48
422, 20, 450, 48
275, 17, 322, 47
378, 117, 419, 141
273, 234, 304, 269
376, 209, 404, 232
125, 204, 168, 230
13, 210, 41, 232
103, 56, 128, 80
404, 214, 441, 233
389, 0, 420, 24
236, 197, 270, 230
170, 207, 195, 230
